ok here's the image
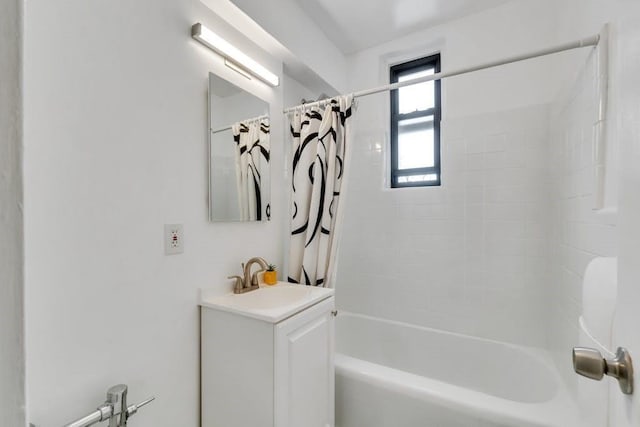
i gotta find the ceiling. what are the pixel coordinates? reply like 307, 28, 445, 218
295, 0, 514, 54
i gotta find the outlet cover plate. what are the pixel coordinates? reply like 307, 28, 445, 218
164, 224, 184, 255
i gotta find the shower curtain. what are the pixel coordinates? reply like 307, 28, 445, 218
288, 95, 354, 287
232, 118, 270, 221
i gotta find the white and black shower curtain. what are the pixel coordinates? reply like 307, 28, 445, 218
232, 118, 270, 221
288, 96, 353, 287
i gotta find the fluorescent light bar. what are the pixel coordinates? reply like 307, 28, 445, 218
191, 23, 280, 87
224, 59, 251, 80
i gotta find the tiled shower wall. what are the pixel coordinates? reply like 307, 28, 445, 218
547, 48, 618, 391
335, 104, 551, 347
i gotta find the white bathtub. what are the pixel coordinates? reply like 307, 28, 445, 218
335, 312, 578, 427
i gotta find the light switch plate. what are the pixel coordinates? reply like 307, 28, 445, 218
164, 224, 184, 255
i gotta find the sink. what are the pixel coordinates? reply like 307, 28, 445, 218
231, 285, 313, 310
200, 282, 334, 323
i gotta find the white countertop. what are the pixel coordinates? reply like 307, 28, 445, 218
200, 282, 334, 323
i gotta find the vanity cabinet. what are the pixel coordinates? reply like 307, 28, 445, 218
200, 285, 334, 427
274, 298, 335, 427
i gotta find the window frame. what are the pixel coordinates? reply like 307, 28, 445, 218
389, 53, 442, 188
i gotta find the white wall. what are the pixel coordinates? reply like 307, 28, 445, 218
0, 0, 25, 425
23, 0, 285, 425
283, 74, 317, 109
338, 103, 551, 345
344, 1, 561, 122
335, 0, 561, 346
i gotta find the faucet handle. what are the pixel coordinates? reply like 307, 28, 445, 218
227, 275, 244, 293
251, 271, 262, 287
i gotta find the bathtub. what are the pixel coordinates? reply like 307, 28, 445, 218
335, 312, 578, 427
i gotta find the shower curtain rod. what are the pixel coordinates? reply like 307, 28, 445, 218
283, 32, 601, 114
210, 114, 269, 135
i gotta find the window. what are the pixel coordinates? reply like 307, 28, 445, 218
390, 54, 441, 187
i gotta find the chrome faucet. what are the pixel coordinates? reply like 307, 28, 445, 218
228, 257, 269, 294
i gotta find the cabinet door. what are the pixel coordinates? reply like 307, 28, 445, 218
274, 297, 335, 427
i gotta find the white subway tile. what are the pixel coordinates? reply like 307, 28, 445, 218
338, 97, 616, 353
484, 151, 507, 169
465, 137, 485, 154
484, 133, 507, 152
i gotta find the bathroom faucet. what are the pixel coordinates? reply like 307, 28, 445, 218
228, 257, 269, 294
244, 257, 269, 288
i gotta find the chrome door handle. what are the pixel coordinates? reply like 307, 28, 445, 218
572, 346, 634, 395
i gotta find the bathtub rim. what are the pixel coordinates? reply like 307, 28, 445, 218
337, 310, 553, 356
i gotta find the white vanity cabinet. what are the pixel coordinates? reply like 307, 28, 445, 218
200, 283, 335, 427
274, 297, 335, 427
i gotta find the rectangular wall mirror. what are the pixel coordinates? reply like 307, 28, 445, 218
209, 72, 271, 222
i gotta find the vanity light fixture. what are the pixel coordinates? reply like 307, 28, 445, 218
191, 23, 280, 87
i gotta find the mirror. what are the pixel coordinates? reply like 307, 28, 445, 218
208, 72, 271, 222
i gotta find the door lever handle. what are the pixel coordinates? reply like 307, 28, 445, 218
573, 346, 634, 395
